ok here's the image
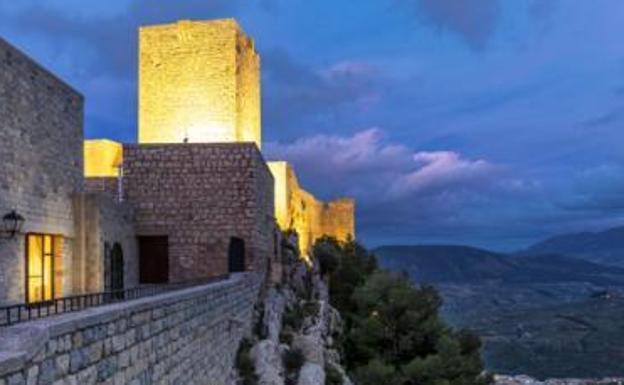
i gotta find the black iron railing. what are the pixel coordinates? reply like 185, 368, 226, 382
0, 275, 229, 327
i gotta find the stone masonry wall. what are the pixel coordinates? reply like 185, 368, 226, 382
267, 161, 355, 257
0, 37, 84, 304
0, 273, 262, 385
84, 178, 118, 198
138, 19, 261, 148
73, 194, 139, 294
122, 143, 275, 282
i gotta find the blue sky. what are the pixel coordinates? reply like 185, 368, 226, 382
1, 0, 623, 250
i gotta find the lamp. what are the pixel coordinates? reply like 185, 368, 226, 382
2, 210, 25, 239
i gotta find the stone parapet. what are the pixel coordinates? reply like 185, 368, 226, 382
0, 273, 262, 385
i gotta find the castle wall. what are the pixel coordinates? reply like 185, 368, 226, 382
73, 194, 139, 294
267, 161, 355, 256
84, 140, 123, 178
84, 178, 118, 198
122, 143, 276, 282
0, 273, 262, 385
0, 37, 84, 305
138, 19, 261, 148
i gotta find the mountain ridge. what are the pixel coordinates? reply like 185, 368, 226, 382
520, 225, 624, 267
374, 244, 624, 286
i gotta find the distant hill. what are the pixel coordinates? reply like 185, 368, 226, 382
521, 226, 624, 267
374, 245, 624, 286
374, 244, 624, 378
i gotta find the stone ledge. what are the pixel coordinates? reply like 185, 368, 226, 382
0, 272, 254, 377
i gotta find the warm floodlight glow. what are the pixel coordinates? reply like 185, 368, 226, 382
84, 139, 123, 177
268, 161, 355, 257
138, 19, 261, 148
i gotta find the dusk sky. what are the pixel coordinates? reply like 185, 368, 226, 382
1, 0, 623, 251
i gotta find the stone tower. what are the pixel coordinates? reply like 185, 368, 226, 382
138, 19, 261, 148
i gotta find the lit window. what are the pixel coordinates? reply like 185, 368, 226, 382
26, 234, 63, 303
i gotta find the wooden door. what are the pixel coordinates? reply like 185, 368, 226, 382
138, 236, 169, 284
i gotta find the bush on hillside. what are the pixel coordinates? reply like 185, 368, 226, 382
313, 237, 492, 385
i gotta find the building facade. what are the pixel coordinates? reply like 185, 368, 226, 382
122, 143, 274, 282
0, 38, 137, 305
1, 18, 354, 306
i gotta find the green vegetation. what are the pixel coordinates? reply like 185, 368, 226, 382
235, 338, 258, 385
283, 348, 306, 372
313, 237, 492, 385
325, 363, 343, 385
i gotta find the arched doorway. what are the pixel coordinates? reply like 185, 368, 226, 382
228, 237, 246, 273
110, 243, 124, 292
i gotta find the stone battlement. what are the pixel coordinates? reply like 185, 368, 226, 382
268, 161, 355, 256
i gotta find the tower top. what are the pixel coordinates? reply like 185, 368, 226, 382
138, 19, 261, 148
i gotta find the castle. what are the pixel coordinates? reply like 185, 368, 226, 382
0, 18, 354, 305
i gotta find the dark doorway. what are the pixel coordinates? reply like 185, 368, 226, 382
104, 242, 125, 292
110, 243, 124, 291
138, 236, 169, 284
228, 237, 246, 273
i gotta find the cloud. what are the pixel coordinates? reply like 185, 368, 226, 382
406, 0, 501, 50
392, 151, 497, 197
560, 164, 624, 212
583, 106, 624, 128
265, 128, 499, 203
0, 0, 243, 139
1, 0, 237, 78
262, 50, 381, 138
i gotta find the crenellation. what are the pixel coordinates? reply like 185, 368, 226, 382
268, 161, 355, 256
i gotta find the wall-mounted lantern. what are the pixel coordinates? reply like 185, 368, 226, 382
2, 210, 25, 239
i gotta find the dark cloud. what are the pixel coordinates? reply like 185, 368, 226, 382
3, 1, 236, 78
262, 50, 380, 139
559, 165, 624, 212
406, 0, 501, 50
0, 1, 240, 139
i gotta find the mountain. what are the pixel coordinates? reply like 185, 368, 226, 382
374, 244, 624, 378
374, 245, 624, 286
521, 226, 624, 267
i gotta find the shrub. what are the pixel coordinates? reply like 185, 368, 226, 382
352, 360, 396, 385
283, 348, 306, 374
325, 364, 344, 385
253, 303, 267, 339
282, 305, 305, 331
318, 238, 492, 385
302, 301, 320, 319
279, 329, 295, 345
235, 338, 258, 385
315, 241, 341, 276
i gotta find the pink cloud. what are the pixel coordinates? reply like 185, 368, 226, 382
265, 128, 500, 201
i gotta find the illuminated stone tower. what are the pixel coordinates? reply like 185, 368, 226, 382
138, 19, 261, 148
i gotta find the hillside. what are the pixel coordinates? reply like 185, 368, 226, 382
375, 245, 624, 285
521, 226, 624, 267
374, 244, 624, 379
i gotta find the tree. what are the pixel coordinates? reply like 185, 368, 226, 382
313, 238, 492, 385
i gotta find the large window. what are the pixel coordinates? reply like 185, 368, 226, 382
26, 234, 63, 303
